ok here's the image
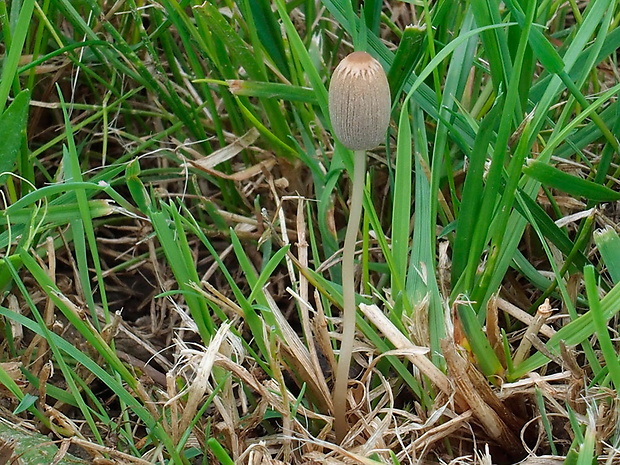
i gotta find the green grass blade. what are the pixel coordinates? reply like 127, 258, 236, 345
207, 438, 235, 465
223, 80, 317, 104
584, 265, 620, 390
362, 0, 382, 34
407, 103, 444, 363
535, 387, 558, 455
275, 0, 329, 117
576, 421, 596, 465
391, 100, 413, 291
228, 229, 280, 352
2, 200, 113, 227
451, 101, 501, 289
178, 214, 273, 374
470, 0, 512, 91
515, 191, 589, 269
0, 0, 35, 115
523, 159, 620, 202
0, 90, 30, 186
465, 0, 620, 312
149, 204, 215, 341
456, 303, 503, 376
248, 245, 290, 303
58, 90, 110, 328
429, 9, 476, 225
594, 227, 620, 285
245, 0, 291, 79
386, 25, 425, 103
192, 2, 292, 152
18, 251, 133, 382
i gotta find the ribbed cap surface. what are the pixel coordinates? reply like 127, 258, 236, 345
328, 51, 391, 150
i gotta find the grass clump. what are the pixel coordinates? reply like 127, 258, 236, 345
1, 0, 620, 464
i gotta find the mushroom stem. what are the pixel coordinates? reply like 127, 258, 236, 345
334, 149, 366, 443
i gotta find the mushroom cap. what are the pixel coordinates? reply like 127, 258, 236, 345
328, 51, 391, 151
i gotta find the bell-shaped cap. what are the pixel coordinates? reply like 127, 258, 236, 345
328, 51, 391, 151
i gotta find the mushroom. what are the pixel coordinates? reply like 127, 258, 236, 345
329, 51, 391, 151
328, 51, 391, 443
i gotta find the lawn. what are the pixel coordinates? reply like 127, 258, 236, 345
1, 0, 620, 463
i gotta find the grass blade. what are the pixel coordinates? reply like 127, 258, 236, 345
0, 0, 35, 115
523, 159, 620, 202
594, 227, 620, 285
584, 265, 620, 390
0, 90, 30, 187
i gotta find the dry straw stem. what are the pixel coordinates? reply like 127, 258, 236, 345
363, 303, 525, 454
485, 295, 507, 367
328, 51, 391, 443
513, 298, 553, 366
67, 437, 152, 464
265, 290, 333, 413
441, 340, 522, 455
175, 322, 232, 435
496, 297, 556, 338
360, 304, 458, 403
411, 410, 474, 455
